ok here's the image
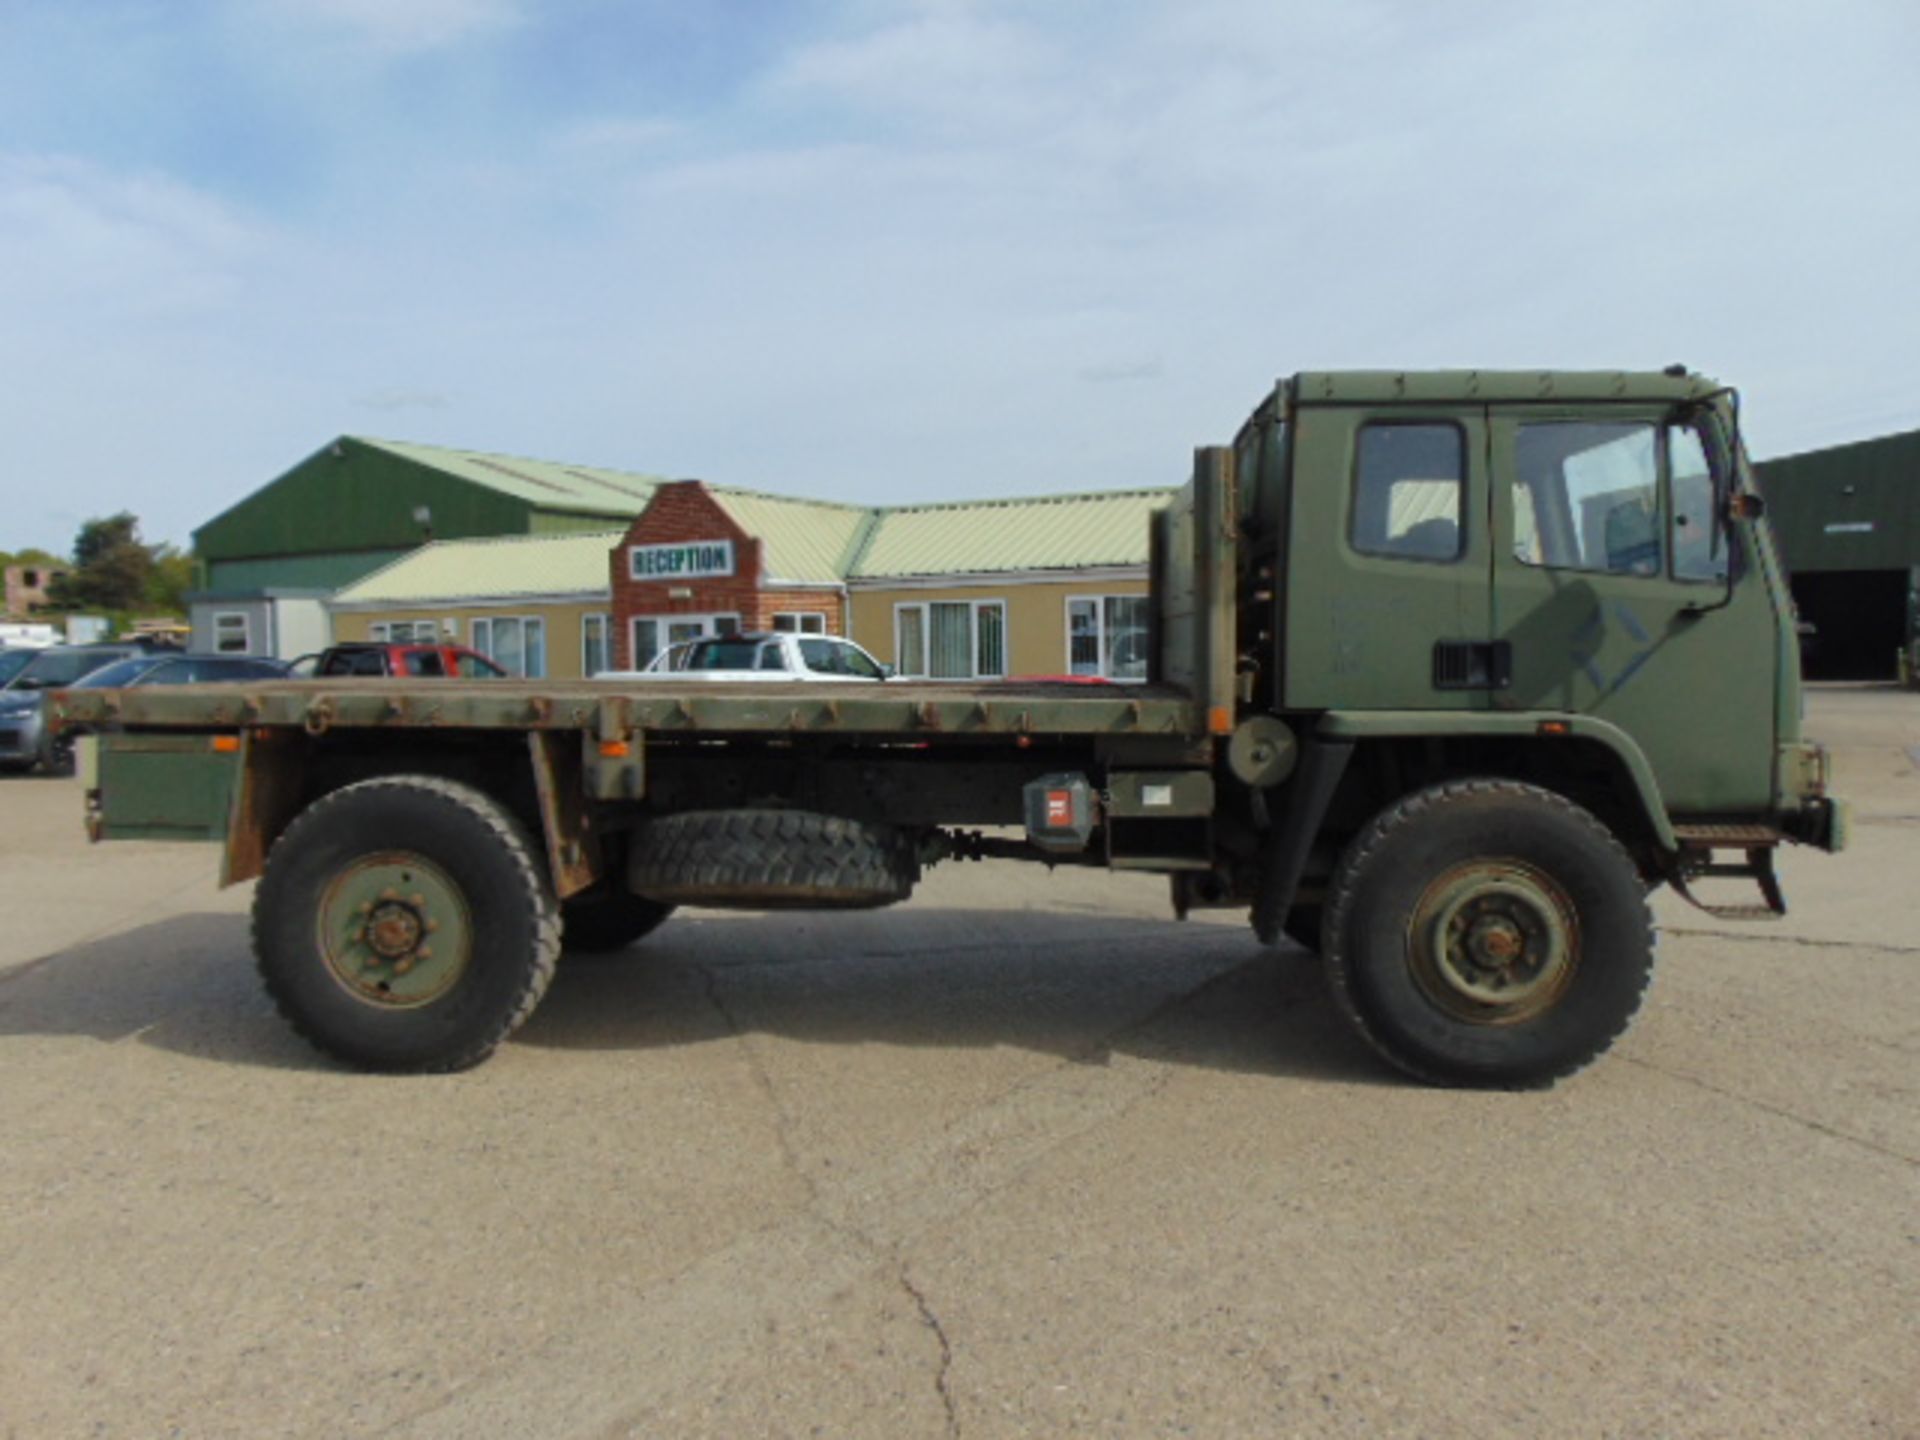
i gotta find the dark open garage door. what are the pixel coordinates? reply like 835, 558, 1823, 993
1790, 570, 1908, 680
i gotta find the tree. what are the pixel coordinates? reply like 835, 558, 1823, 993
145, 544, 198, 613
47, 513, 156, 613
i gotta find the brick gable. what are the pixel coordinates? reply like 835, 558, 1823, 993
608, 481, 844, 667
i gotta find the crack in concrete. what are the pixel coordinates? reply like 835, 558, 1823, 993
1622, 1055, 1919, 1168
692, 962, 822, 1209
1662, 925, 1920, 957
391, 951, 1254, 1439
898, 1266, 959, 1439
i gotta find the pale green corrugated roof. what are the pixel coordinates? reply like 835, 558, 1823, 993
710, 490, 872, 584
850, 489, 1171, 578
334, 530, 623, 605
329, 447, 1173, 603
358, 440, 875, 585
358, 438, 664, 516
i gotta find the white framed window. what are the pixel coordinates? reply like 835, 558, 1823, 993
212, 611, 251, 655
373, 619, 436, 643
772, 611, 828, 634
470, 616, 548, 677
581, 613, 612, 677
1066, 595, 1150, 680
893, 600, 1006, 679
629, 612, 740, 670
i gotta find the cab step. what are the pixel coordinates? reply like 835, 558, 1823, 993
1669, 827, 1787, 920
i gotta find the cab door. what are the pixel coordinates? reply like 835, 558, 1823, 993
1487, 405, 1776, 812
1284, 405, 1494, 711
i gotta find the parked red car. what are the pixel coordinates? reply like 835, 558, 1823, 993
290, 643, 507, 679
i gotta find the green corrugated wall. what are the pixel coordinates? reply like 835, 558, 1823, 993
1759, 429, 1920, 574
194, 439, 633, 565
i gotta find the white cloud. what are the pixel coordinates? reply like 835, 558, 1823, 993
0, 152, 266, 322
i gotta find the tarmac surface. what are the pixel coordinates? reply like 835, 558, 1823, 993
1, 685, 1914, 1438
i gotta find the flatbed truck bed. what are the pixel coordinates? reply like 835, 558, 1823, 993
55, 677, 1207, 742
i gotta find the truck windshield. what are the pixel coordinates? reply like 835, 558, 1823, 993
0, 650, 35, 687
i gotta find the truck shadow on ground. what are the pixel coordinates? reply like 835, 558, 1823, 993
0, 909, 1393, 1085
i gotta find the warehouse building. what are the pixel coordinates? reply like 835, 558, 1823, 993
332, 478, 1167, 680
1758, 427, 1920, 679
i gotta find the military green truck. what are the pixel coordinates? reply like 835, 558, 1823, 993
56, 369, 1844, 1086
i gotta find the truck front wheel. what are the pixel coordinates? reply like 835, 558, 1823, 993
252, 776, 561, 1072
1322, 780, 1652, 1087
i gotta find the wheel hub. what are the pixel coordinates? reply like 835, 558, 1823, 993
1408, 862, 1580, 1024
316, 855, 470, 1007
365, 901, 424, 959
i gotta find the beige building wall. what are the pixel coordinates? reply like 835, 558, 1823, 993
332, 599, 614, 680
336, 574, 1149, 680
848, 576, 1149, 677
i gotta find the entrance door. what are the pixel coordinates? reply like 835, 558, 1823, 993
1487, 405, 1775, 812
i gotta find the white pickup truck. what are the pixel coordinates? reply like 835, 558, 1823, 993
595, 631, 890, 682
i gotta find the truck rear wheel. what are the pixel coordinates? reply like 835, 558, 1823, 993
1322, 780, 1652, 1087
252, 776, 560, 1072
629, 809, 918, 909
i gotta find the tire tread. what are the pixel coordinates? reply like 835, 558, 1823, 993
630, 809, 917, 908
252, 775, 560, 1072
1322, 778, 1654, 1087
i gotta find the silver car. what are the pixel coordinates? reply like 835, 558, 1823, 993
0, 649, 286, 773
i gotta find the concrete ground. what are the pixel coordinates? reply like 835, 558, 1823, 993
0, 686, 1914, 1439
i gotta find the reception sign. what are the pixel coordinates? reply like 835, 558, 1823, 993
629, 540, 736, 581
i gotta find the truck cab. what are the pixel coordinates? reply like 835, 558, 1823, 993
1227, 370, 1834, 860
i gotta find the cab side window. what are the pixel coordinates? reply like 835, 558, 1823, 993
1668, 422, 1728, 583
1351, 424, 1465, 562
1513, 422, 1661, 576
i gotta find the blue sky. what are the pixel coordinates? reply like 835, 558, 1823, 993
3, 0, 1918, 553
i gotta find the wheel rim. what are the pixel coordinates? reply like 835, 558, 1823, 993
1406, 860, 1579, 1024
315, 851, 473, 1008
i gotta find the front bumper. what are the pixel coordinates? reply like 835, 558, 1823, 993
1776, 740, 1845, 853
1782, 795, 1848, 853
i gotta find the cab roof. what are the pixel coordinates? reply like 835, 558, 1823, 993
1286, 369, 1724, 407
